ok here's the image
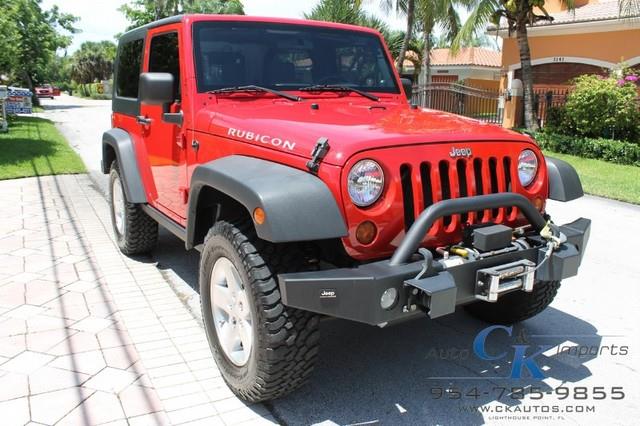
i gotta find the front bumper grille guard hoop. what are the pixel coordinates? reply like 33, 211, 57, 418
389, 193, 547, 266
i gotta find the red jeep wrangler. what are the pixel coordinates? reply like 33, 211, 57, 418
103, 15, 590, 402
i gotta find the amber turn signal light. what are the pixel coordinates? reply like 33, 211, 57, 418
355, 221, 377, 245
253, 207, 266, 225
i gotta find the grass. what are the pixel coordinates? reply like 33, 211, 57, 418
0, 115, 86, 180
544, 150, 640, 204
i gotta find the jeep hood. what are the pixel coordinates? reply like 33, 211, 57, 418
198, 99, 533, 167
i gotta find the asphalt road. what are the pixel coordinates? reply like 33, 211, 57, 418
40, 95, 640, 425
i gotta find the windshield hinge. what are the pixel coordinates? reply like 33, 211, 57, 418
306, 137, 330, 173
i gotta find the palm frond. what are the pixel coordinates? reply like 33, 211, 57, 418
451, 0, 499, 53
619, 0, 640, 16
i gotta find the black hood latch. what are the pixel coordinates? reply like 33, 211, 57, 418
306, 137, 330, 173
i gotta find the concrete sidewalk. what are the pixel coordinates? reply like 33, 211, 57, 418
0, 174, 276, 426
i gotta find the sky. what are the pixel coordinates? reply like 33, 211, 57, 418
42, 0, 409, 54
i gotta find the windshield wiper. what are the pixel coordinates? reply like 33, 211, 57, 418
208, 85, 301, 102
299, 84, 379, 102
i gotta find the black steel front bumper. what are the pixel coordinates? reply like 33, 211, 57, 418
278, 194, 591, 326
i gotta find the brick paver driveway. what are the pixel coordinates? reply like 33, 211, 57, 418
32, 96, 640, 425
0, 175, 275, 426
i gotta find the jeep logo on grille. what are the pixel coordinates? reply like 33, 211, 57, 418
449, 147, 473, 158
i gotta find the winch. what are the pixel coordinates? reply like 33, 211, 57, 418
404, 219, 569, 314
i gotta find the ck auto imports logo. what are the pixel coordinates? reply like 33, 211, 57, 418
473, 325, 552, 379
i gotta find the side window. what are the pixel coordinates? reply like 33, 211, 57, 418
149, 32, 180, 98
116, 38, 143, 98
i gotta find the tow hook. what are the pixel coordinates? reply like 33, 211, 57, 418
403, 249, 435, 313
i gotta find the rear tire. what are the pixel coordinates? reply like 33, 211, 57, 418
200, 220, 320, 402
108, 162, 158, 255
464, 281, 561, 325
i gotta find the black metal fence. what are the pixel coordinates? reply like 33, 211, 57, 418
532, 87, 571, 127
411, 83, 504, 125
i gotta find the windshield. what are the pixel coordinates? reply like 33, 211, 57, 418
193, 21, 400, 94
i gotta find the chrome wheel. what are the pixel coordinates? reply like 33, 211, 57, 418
112, 175, 126, 236
210, 257, 253, 366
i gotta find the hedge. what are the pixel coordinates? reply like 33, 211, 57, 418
535, 132, 640, 167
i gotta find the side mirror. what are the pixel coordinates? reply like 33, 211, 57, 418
139, 72, 175, 105
400, 78, 413, 100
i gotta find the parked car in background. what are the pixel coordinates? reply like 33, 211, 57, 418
35, 84, 55, 99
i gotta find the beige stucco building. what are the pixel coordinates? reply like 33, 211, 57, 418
493, 0, 640, 127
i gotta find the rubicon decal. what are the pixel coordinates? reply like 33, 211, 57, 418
228, 128, 296, 151
449, 147, 473, 158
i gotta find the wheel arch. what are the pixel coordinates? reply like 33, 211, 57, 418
545, 156, 584, 202
186, 155, 348, 250
102, 128, 147, 204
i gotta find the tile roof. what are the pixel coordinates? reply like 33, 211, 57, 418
537, 0, 638, 26
430, 47, 501, 68
490, 0, 640, 29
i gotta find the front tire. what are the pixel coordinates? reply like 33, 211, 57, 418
108, 162, 158, 255
200, 221, 320, 402
464, 281, 561, 325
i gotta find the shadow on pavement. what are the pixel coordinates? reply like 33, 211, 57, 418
271, 308, 600, 425
30, 163, 165, 424
36, 104, 88, 111
154, 228, 200, 289
149, 229, 601, 425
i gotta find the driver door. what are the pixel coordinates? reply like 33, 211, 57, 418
139, 28, 188, 220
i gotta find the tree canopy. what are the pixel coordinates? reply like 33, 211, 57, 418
0, 0, 78, 90
120, 0, 244, 30
70, 41, 117, 85
304, 0, 391, 46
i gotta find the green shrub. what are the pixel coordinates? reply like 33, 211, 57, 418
563, 74, 640, 142
535, 132, 640, 167
89, 93, 110, 100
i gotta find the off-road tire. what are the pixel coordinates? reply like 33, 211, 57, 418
464, 281, 561, 325
200, 221, 320, 402
108, 162, 158, 255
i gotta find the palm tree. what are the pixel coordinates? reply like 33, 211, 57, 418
305, 0, 363, 23
451, 0, 567, 130
381, 0, 416, 71
454, 0, 639, 130
305, 0, 391, 41
386, 30, 424, 79
415, 0, 468, 85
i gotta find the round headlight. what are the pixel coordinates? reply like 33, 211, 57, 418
518, 149, 538, 187
348, 159, 384, 207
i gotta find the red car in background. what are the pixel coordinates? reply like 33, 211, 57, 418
35, 84, 55, 99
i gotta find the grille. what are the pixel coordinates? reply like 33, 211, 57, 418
400, 156, 518, 235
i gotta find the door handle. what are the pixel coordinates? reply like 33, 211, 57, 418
136, 115, 152, 125
191, 140, 200, 151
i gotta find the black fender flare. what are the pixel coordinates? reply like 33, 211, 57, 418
186, 155, 348, 249
545, 156, 584, 202
101, 128, 147, 203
